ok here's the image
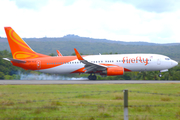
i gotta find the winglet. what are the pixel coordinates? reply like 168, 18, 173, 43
56, 50, 63, 56
74, 48, 84, 60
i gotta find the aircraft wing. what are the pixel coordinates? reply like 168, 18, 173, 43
3, 58, 26, 63
74, 48, 107, 73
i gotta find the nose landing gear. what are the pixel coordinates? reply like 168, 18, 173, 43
88, 73, 97, 80
158, 74, 162, 77
158, 71, 162, 77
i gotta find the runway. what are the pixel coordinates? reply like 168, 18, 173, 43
0, 80, 180, 85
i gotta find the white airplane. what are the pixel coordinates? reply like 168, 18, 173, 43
3, 27, 178, 80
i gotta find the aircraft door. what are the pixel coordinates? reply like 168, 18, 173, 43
157, 58, 161, 65
36, 60, 41, 69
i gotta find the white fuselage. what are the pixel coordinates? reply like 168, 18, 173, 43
38, 54, 178, 74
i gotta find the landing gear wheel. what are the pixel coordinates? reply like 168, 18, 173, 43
88, 75, 91, 80
92, 75, 97, 80
88, 74, 97, 80
158, 74, 162, 77
158, 71, 162, 77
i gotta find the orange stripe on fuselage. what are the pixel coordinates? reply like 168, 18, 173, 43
12, 56, 78, 70
12, 55, 132, 73
100, 63, 118, 67
71, 67, 86, 73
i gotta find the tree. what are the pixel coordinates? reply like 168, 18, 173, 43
0, 72, 5, 79
49, 53, 56, 56
172, 71, 180, 80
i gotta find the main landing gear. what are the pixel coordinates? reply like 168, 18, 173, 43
88, 73, 97, 80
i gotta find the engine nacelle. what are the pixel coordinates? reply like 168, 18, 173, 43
106, 67, 124, 76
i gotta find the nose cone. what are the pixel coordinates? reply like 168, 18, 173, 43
171, 60, 178, 67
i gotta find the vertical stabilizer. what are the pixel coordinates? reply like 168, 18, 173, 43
4, 27, 49, 59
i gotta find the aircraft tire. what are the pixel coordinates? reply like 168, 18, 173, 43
158, 74, 162, 77
88, 75, 97, 80
92, 75, 97, 80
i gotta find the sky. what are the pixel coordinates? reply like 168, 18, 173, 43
0, 0, 180, 43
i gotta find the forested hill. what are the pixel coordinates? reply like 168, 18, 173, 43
0, 35, 180, 61
1, 34, 179, 45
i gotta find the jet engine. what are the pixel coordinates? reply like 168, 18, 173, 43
102, 67, 124, 76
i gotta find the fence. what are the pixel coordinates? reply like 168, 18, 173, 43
0, 90, 180, 119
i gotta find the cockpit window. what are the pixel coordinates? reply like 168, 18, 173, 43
165, 58, 170, 60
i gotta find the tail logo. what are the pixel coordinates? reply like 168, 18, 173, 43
13, 51, 38, 59
7, 28, 41, 59
9, 29, 33, 52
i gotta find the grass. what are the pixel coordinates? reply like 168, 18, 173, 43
0, 83, 180, 120
161, 97, 171, 101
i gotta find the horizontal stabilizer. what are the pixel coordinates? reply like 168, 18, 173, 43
3, 58, 26, 63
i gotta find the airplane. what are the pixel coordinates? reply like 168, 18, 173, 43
3, 27, 178, 80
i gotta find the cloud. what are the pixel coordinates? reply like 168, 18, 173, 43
0, 0, 180, 43
63, 0, 77, 6
119, 0, 180, 13
9, 0, 48, 10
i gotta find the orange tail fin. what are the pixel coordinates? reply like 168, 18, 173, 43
4, 27, 49, 59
